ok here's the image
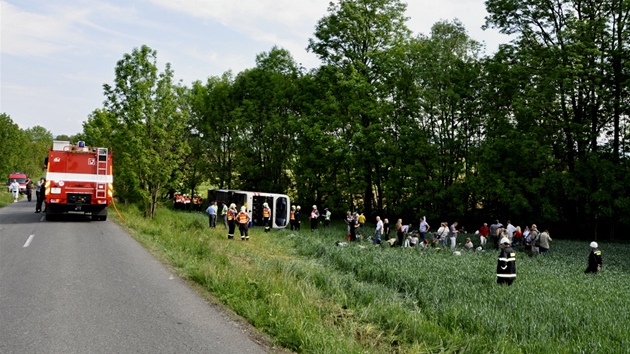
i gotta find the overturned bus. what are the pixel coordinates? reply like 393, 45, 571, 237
207, 189, 290, 229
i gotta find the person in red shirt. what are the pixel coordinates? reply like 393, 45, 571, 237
513, 226, 523, 246
478, 223, 490, 249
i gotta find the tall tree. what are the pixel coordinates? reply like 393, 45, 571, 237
402, 21, 484, 219
0, 115, 51, 180
102, 45, 189, 218
308, 0, 412, 216
189, 72, 238, 190
229, 46, 300, 193
484, 0, 630, 237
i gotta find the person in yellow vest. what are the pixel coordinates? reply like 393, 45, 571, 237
227, 203, 238, 239
290, 205, 296, 231
262, 202, 271, 233
358, 212, 366, 237
237, 206, 251, 240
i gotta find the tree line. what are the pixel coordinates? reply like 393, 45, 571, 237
0, 114, 52, 182
4, 0, 629, 240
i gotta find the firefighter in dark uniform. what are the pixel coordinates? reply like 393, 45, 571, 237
237, 206, 251, 241
497, 237, 517, 285
294, 205, 301, 231
227, 203, 238, 239
290, 205, 296, 230
262, 202, 271, 232
585, 241, 603, 274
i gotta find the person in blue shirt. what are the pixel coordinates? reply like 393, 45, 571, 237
205, 201, 217, 228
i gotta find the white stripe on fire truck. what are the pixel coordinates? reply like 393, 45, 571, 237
45, 172, 113, 183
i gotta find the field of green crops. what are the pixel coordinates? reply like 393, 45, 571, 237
116, 206, 630, 353
293, 232, 630, 353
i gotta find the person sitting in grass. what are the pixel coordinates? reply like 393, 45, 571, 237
404, 232, 419, 248
464, 237, 474, 250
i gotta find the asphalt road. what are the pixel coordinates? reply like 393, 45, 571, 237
0, 198, 267, 353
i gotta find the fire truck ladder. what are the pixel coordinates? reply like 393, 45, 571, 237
96, 148, 109, 198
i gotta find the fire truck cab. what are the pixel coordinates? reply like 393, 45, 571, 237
45, 140, 113, 221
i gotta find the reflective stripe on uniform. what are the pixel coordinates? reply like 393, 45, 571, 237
497, 274, 517, 278
498, 257, 516, 262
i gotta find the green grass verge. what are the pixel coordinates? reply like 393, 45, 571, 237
114, 205, 630, 353
0, 191, 17, 207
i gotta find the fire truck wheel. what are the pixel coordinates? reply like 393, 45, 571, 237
92, 209, 108, 221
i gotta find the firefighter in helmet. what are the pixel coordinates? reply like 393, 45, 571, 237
290, 205, 296, 230
294, 205, 301, 231
585, 241, 603, 274
227, 203, 238, 239
262, 202, 271, 232
497, 237, 517, 285
237, 206, 251, 241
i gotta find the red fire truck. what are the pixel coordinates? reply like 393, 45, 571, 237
45, 140, 113, 221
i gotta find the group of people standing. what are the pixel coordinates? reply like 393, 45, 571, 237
172, 193, 204, 211
205, 202, 251, 241
477, 220, 552, 255
9, 176, 46, 213
205, 201, 276, 241
344, 211, 367, 242
288, 204, 332, 232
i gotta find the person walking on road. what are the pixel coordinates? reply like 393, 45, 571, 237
35, 178, 45, 212
10, 179, 20, 203
25, 176, 33, 202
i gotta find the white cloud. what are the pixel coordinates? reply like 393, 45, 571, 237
148, 0, 328, 66
0, 1, 81, 56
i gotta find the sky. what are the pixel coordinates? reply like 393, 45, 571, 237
0, 0, 512, 137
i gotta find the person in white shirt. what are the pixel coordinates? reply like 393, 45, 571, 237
464, 237, 474, 250
449, 222, 459, 250
374, 216, 383, 244
419, 217, 430, 241
10, 179, 20, 202
506, 220, 517, 242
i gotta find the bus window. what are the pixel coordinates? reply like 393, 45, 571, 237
275, 197, 288, 227
253, 196, 273, 226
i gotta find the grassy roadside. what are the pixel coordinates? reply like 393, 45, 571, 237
110, 205, 630, 353
0, 191, 18, 207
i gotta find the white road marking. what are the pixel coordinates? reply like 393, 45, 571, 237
23, 234, 35, 248
40, 215, 45, 222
